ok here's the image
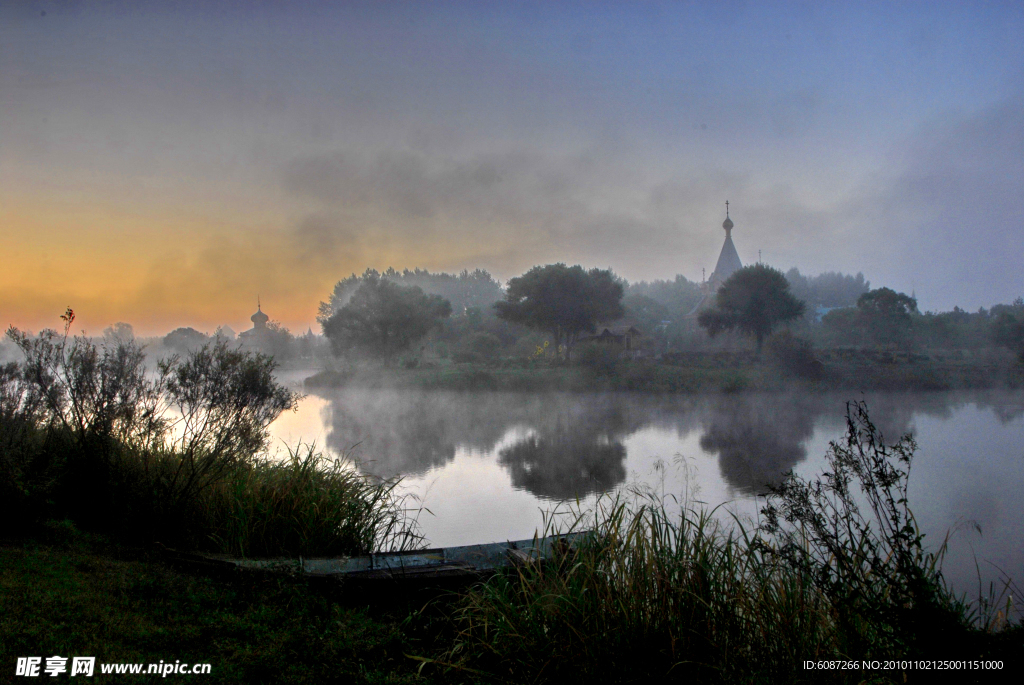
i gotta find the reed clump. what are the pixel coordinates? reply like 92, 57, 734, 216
449, 502, 834, 683
447, 402, 1020, 683
205, 444, 420, 557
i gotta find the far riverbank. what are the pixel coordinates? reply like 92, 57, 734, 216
304, 348, 1024, 394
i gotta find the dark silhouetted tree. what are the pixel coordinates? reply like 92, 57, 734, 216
991, 302, 1024, 362
454, 331, 503, 364
163, 327, 210, 355
698, 264, 805, 351
317, 267, 502, 325
322, 273, 451, 363
856, 288, 918, 349
102, 322, 135, 344
494, 264, 624, 360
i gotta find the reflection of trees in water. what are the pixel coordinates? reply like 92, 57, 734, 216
935, 391, 1024, 426
323, 396, 454, 477
321, 391, 636, 497
322, 390, 529, 478
315, 386, 991, 497
856, 391, 1024, 439
855, 393, 950, 444
699, 395, 819, 495
499, 435, 626, 500
498, 401, 636, 500
980, 393, 1024, 424
697, 392, 997, 495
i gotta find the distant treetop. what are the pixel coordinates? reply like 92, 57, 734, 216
318, 267, 502, 326
785, 268, 870, 309
494, 263, 624, 360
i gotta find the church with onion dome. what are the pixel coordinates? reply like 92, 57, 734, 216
238, 299, 270, 341
685, 202, 747, 318
707, 201, 743, 291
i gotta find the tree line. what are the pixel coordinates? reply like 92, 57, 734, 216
311, 263, 1024, 365
19, 265, 1017, 370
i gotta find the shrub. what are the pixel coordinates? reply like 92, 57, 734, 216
766, 330, 824, 379
992, 311, 1024, 363
573, 341, 619, 376
758, 401, 977, 658
204, 444, 420, 557
156, 338, 298, 517
462, 331, 503, 362
7, 309, 164, 447
4, 310, 166, 530
2, 310, 414, 556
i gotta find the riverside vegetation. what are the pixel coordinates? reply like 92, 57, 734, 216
2, 312, 1021, 683
1, 309, 417, 556
304, 339, 1024, 395
303, 266, 1024, 393
1, 311, 431, 683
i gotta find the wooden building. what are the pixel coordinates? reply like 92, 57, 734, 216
580, 325, 645, 355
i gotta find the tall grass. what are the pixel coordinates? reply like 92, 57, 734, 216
205, 443, 421, 557
446, 402, 1020, 683
448, 500, 834, 683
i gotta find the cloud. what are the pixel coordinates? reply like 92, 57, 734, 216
11, 93, 1018, 337
835, 93, 1024, 309
292, 213, 360, 265
280, 145, 776, 282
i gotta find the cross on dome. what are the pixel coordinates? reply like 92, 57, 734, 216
251, 297, 269, 327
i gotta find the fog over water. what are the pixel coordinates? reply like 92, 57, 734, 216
269, 387, 1024, 599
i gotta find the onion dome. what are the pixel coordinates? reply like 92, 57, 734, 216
251, 304, 269, 325
711, 201, 742, 285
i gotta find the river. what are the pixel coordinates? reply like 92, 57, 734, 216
268, 384, 1024, 603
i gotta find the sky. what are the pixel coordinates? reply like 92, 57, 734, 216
2, 0, 1022, 335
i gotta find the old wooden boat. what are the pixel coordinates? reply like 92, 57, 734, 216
161, 532, 586, 585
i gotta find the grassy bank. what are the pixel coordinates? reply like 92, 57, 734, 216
306, 359, 770, 394
1, 322, 439, 683
305, 348, 1024, 394
0, 527, 439, 685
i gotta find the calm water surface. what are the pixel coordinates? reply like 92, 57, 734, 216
269, 385, 1024, 599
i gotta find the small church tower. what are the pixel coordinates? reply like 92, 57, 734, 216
250, 300, 269, 332
239, 298, 270, 341
708, 201, 743, 290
